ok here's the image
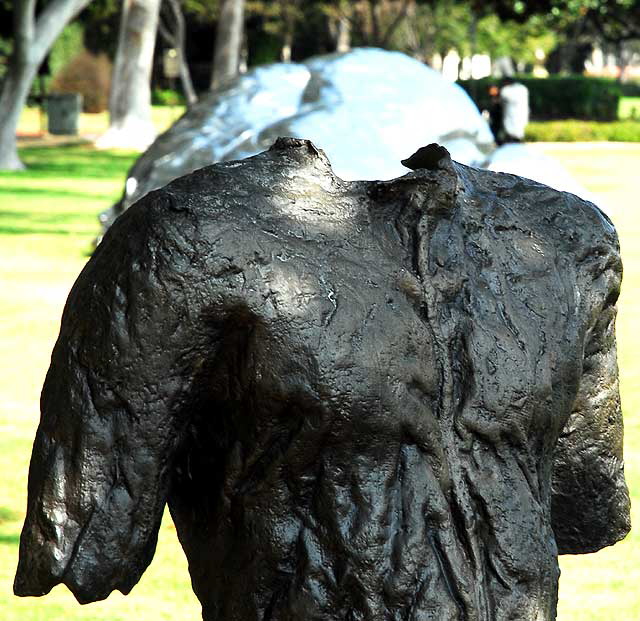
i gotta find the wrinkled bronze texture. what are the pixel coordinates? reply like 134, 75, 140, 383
16, 140, 630, 620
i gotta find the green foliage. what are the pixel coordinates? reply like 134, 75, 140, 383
459, 75, 640, 121
388, 2, 557, 67
80, 0, 122, 58
48, 22, 84, 78
0, 38, 10, 81
523, 75, 623, 120
475, 14, 556, 65
525, 119, 640, 142
391, 0, 470, 58
619, 81, 640, 96
248, 30, 282, 65
151, 88, 186, 106
50, 51, 112, 113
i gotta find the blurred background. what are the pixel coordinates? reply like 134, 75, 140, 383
1, 1, 639, 619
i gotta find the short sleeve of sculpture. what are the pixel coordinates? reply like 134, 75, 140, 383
550, 245, 631, 554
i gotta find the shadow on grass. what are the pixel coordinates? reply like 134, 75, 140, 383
5, 145, 137, 181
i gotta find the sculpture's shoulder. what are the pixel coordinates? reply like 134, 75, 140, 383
115, 137, 354, 256
96, 139, 372, 325
453, 162, 621, 281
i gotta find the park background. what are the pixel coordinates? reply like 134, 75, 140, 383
1, 1, 640, 619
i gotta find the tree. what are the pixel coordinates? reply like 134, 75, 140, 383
0, 0, 93, 170
325, 0, 414, 48
158, 0, 198, 105
211, 0, 245, 89
391, 0, 470, 60
582, 1, 640, 80
502, 1, 640, 78
96, 0, 161, 149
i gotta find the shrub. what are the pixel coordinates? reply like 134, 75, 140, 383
50, 50, 112, 113
619, 81, 640, 97
525, 120, 640, 142
459, 75, 640, 122
152, 88, 186, 106
49, 22, 84, 78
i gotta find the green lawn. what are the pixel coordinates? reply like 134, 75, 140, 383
0, 146, 200, 621
17, 105, 186, 137
619, 96, 640, 120
531, 143, 640, 621
1, 144, 639, 620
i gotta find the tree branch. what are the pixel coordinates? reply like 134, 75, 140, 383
158, 13, 176, 45
331, 2, 359, 32
13, 0, 37, 63
368, 0, 381, 45
161, 0, 197, 105
33, 0, 93, 62
380, 0, 412, 49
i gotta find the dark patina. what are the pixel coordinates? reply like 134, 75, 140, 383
15, 139, 630, 620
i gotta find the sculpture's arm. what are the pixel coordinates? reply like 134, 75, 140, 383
551, 253, 631, 554
14, 191, 215, 603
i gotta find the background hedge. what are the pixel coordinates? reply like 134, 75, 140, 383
458, 75, 640, 121
525, 119, 640, 142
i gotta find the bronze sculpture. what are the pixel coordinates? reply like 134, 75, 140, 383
15, 140, 630, 620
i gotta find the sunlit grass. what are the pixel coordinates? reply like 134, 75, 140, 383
0, 145, 199, 621
533, 143, 640, 621
0, 143, 638, 620
619, 96, 640, 120
17, 105, 186, 138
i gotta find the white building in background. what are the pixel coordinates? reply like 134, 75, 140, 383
429, 46, 549, 81
432, 51, 492, 81
585, 45, 640, 79
459, 54, 492, 80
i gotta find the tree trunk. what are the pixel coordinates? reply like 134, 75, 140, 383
280, 0, 294, 63
379, 0, 412, 49
328, 0, 351, 53
0, 59, 37, 169
616, 41, 629, 83
0, 0, 93, 170
368, 0, 381, 46
281, 30, 293, 63
210, 0, 245, 90
158, 0, 197, 106
96, 0, 161, 150
336, 15, 351, 53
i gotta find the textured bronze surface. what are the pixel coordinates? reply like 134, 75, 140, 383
15, 140, 630, 620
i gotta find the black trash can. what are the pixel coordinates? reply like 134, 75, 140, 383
46, 93, 82, 135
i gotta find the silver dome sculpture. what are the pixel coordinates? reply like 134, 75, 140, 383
102, 48, 596, 231
102, 48, 495, 228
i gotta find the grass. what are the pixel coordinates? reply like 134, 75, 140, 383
0, 145, 200, 621
17, 105, 186, 137
523, 96, 640, 142
619, 96, 640, 120
526, 119, 640, 142
531, 143, 640, 621
1, 143, 639, 619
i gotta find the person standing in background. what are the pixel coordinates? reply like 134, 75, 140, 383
500, 77, 529, 143
486, 84, 504, 144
